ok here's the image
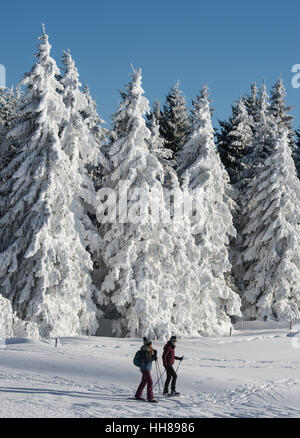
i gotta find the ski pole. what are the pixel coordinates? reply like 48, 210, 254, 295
155, 361, 161, 393
175, 356, 184, 374
153, 365, 166, 389
157, 360, 164, 386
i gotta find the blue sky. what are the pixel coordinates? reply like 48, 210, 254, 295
1, 0, 300, 129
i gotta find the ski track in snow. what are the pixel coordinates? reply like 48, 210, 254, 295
1, 326, 300, 418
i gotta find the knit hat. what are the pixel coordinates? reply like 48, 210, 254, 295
143, 337, 152, 345
170, 336, 177, 342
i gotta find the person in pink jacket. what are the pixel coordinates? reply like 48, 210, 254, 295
162, 336, 183, 396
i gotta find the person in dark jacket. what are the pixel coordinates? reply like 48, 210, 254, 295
162, 336, 183, 395
135, 338, 158, 402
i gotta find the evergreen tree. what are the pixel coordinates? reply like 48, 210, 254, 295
216, 117, 234, 167
0, 27, 98, 337
270, 77, 294, 144
217, 98, 253, 188
80, 84, 110, 190
0, 87, 21, 134
146, 99, 162, 130
269, 77, 300, 180
147, 102, 173, 168
160, 81, 189, 159
244, 82, 259, 121
95, 68, 179, 339
237, 128, 300, 320
108, 78, 134, 143
250, 83, 277, 163
0, 87, 22, 170
177, 85, 241, 333
294, 129, 300, 178
60, 49, 108, 257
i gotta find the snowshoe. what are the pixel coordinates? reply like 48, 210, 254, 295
148, 398, 159, 403
168, 391, 180, 397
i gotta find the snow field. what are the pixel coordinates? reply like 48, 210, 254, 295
1, 322, 300, 418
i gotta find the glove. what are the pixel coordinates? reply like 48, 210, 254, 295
179, 356, 184, 361
153, 349, 157, 361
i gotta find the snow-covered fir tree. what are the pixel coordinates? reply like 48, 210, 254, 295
60, 49, 109, 259
95, 67, 180, 339
146, 99, 162, 130
80, 84, 109, 190
147, 102, 173, 168
160, 81, 190, 159
232, 83, 278, 297
177, 85, 241, 333
270, 77, 294, 145
294, 128, 300, 179
237, 128, 300, 321
0, 27, 98, 337
218, 97, 253, 189
269, 77, 298, 178
145, 98, 217, 335
244, 82, 259, 121
251, 83, 276, 162
0, 87, 22, 170
0, 87, 21, 135
216, 117, 234, 168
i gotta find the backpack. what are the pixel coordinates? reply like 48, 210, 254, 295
133, 349, 143, 367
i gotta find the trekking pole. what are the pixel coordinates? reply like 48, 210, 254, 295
175, 356, 184, 374
157, 360, 164, 387
153, 365, 166, 389
155, 361, 161, 393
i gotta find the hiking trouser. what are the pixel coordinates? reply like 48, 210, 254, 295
164, 365, 177, 392
135, 370, 153, 400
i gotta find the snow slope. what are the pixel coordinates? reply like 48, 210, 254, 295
1, 321, 300, 418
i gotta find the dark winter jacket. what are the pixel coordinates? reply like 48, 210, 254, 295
162, 341, 180, 367
140, 345, 156, 371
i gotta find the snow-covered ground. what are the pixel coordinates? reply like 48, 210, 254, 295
1, 321, 300, 418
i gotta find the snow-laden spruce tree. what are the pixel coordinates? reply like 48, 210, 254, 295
269, 77, 298, 178
0, 87, 21, 135
146, 99, 217, 336
232, 83, 277, 294
0, 26, 98, 337
270, 77, 294, 144
147, 103, 173, 168
160, 81, 190, 159
95, 67, 179, 339
294, 128, 300, 179
251, 83, 276, 162
244, 82, 259, 121
60, 49, 110, 259
0, 87, 22, 170
218, 98, 253, 189
238, 128, 300, 321
80, 84, 109, 190
177, 85, 241, 333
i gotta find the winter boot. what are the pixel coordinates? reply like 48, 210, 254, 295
148, 398, 159, 403
170, 390, 180, 396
